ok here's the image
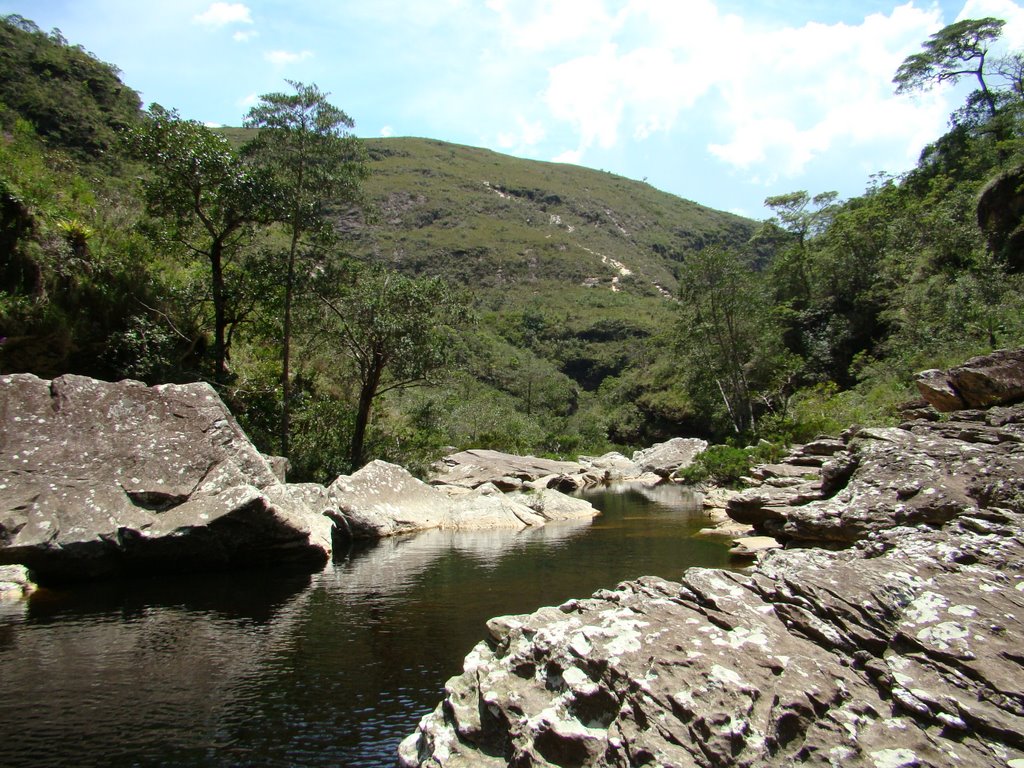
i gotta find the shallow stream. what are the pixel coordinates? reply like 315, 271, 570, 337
0, 485, 734, 767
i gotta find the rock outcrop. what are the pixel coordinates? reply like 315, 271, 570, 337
400, 386, 1024, 766
0, 373, 334, 583
430, 440, 707, 492
916, 348, 1024, 412
631, 437, 708, 477
320, 460, 597, 539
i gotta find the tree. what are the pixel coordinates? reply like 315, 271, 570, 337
315, 264, 470, 468
131, 105, 273, 381
894, 17, 1006, 119
763, 190, 838, 304
243, 81, 367, 458
676, 247, 786, 436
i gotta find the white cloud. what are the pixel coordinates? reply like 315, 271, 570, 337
486, 0, 619, 50
237, 93, 259, 109
203, 121, 223, 128
957, 0, 1024, 48
380, 125, 395, 137
552, 148, 584, 164
232, 29, 258, 42
264, 49, 314, 66
510, 0, 957, 180
193, 2, 253, 27
496, 115, 546, 150
706, 4, 954, 177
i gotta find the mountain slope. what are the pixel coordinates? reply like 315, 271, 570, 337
352, 137, 755, 299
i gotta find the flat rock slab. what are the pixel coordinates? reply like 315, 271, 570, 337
430, 449, 585, 489
327, 461, 598, 539
0, 374, 333, 583
401, 510, 1024, 767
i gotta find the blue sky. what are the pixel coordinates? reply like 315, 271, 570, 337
6, 1, 1024, 218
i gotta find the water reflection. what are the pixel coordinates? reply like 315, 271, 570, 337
0, 483, 730, 768
329, 516, 594, 594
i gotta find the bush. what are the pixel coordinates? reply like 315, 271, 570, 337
677, 444, 752, 488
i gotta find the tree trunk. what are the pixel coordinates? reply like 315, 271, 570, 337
210, 239, 228, 383
280, 226, 300, 459
350, 367, 381, 470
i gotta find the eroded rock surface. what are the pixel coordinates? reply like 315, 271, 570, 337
400, 404, 1024, 767
917, 347, 1024, 411
632, 437, 708, 477
430, 440, 707, 492
324, 460, 597, 539
0, 374, 333, 583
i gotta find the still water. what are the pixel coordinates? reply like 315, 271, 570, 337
0, 485, 733, 767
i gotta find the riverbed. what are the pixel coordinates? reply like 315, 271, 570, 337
0, 485, 735, 767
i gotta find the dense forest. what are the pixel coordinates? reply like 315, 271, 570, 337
2, 13, 1023, 484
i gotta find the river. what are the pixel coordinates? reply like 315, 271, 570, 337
0, 484, 735, 767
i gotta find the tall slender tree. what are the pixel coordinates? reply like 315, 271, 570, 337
244, 81, 367, 458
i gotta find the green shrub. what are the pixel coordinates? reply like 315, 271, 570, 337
678, 444, 752, 488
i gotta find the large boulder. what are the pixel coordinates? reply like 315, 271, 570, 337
430, 449, 587, 489
0, 374, 334, 583
631, 437, 707, 477
325, 460, 598, 539
400, 394, 1024, 767
916, 347, 1024, 411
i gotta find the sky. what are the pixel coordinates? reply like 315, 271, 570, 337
6, 1, 1024, 219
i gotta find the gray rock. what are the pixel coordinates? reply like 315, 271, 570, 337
0, 564, 35, 601
578, 452, 641, 482
430, 449, 585, 489
0, 374, 333, 583
328, 460, 454, 537
508, 488, 600, 522
400, 402, 1024, 768
917, 347, 1024, 411
631, 437, 708, 477
327, 461, 598, 538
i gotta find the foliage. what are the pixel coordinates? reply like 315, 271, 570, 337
0, 14, 141, 159
676, 445, 753, 488
130, 104, 275, 381
313, 263, 472, 467
243, 80, 369, 457
894, 17, 1005, 118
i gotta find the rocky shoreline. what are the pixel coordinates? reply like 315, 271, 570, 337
0, 373, 705, 587
399, 350, 1024, 767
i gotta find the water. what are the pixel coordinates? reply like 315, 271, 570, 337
0, 485, 734, 767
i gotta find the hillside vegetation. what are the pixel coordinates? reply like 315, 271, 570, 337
3, 13, 1024, 483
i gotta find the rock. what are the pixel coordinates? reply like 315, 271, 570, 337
0, 374, 334, 584
0, 564, 35, 600
631, 437, 707, 477
262, 454, 290, 483
328, 460, 454, 537
401, 398, 1024, 767
728, 535, 781, 558
977, 164, 1024, 270
916, 348, 1024, 411
327, 461, 598, 538
578, 452, 640, 482
430, 449, 586, 489
508, 489, 598, 522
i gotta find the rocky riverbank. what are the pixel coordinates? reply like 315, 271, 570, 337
0, 374, 608, 585
399, 350, 1024, 767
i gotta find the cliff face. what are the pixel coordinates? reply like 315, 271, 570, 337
400, 358, 1024, 767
